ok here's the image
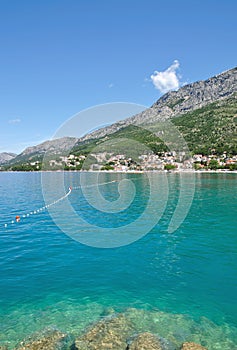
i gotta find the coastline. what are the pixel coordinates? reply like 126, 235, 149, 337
1, 169, 237, 174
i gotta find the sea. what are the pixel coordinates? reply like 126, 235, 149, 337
0, 172, 237, 349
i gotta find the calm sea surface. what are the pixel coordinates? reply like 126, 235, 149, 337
0, 172, 237, 349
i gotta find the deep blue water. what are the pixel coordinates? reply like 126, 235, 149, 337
0, 172, 237, 349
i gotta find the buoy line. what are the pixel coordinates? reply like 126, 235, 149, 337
72, 179, 117, 190
2, 178, 136, 229
2, 187, 72, 229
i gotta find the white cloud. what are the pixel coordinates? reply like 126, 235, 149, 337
8, 118, 21, 124
150, 60, 181, 93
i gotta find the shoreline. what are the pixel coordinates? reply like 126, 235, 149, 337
1, 169, 237, 174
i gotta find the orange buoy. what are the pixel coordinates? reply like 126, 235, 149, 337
15, 215, 20, 222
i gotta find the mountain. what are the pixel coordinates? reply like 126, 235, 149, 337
0, 152, 17, 164
76, 66, 237, 142
20, 137, 78, 157
70, 66, 237, 156
3, 66, 237, 169
8, 137, 78, 165
69, 93, 237, 158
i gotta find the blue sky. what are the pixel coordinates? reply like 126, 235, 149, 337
1, 0, 237, 154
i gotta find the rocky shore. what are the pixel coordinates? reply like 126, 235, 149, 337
0, 309, 210, 350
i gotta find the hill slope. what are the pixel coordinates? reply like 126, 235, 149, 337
0, 152, 17, 164
8, 137, 78, 166
2, 66, 237, 169
75, 66, 237, 142
69, 94, 237, 157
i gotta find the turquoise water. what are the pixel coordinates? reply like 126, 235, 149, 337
0, 172, 237, 349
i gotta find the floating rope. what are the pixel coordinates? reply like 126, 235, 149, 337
3, 187, 72, 228
2, 180, 120, 229
72, 179, 117, 190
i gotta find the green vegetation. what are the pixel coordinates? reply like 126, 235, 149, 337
101, 165, 114, 171
2, 94, 237, 171
9, 164, 41, 171
208, 159, 219, 170
81, 155, 97, 171
172, 95, 237, 155
164, 164, 177, 171
71, 125, 167, 159
193, 162, 203, 171
193, 160, 237, 171
70, 95, 237, 158
226, 163, 237, 171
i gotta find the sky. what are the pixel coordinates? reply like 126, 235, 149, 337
0, 0, 237, 154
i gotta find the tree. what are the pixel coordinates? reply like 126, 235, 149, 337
193, 162, 202, 170
225, 163, 237, 171
208, 159, 219, 170
101, 165, 114, 171
164, 164, 177, 171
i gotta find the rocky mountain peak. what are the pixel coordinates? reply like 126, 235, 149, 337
20, 137, 78, 156
2, 66, 237, 166
77, 66, 237, 139
0, 152, 17, 164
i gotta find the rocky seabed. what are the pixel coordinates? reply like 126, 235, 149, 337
1, 308, 237, 350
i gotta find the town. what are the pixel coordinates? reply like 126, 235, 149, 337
5, 152, 237, 172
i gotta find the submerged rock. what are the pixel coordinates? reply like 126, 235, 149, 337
74, 313, 174, 350
128, 332, 163, 349
181, 342, 207, 350
15, 329, 68, 350
0, 346, 8, 350
75, 313, 134, 349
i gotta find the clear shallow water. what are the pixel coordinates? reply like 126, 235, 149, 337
0, 172, 237, 349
